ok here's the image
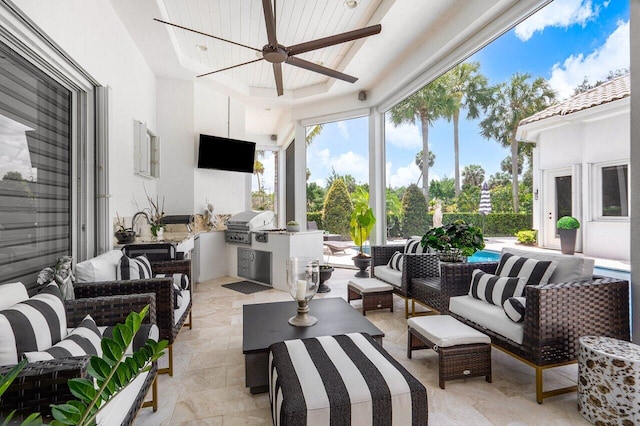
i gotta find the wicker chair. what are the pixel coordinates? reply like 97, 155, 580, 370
0, 293, 159, 424
370, 245, 439, 318
443, 261, 631, 404
411, 261, 497, 315
74, 255, 192, 376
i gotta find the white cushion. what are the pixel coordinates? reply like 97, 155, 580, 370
469, 270, 526, 307
387, 251, 404, 271
408, 315, 490, 347
174, 289, 191, 326
449, 295, 524, 344
348, 278, 394, 293
373, 265, 401, 287
0, 282, 29, 310
0, 283, 67, 366
75, 250, 123, 282
96, 370, 149, 426
22, 314, 102, 362
502, 248, 594, 283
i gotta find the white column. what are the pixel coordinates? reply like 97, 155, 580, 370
369, 109, 386, 246
294, 122, 307, 229
630, 0, 640, 343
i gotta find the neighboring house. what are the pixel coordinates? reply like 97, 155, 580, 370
517, 74, 630, 261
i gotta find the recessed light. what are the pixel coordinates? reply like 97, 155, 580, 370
196, 44, 208, 52
344, 0, 358, 9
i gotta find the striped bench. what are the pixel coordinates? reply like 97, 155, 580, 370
269, 332, 427, 425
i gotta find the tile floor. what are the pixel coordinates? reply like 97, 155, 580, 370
134, 267, 591, 425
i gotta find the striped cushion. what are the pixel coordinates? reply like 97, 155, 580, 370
404, 238, 426, 254
116, 254, 152, 280
503, 297, 526, 323
495, 252, 557, 285
22, 315, 102, 362
0, 282, 29, 310
387, 251, 404, 271
155, 273, 190, 290
269, 333, 428, 425
0, 283, 67, 366
469, 269, 526, 307
173, 282, 183, 309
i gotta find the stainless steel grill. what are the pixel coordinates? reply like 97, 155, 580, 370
224, 210, 275, 245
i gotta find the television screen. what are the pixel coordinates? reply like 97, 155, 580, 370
197, 134, 256, 173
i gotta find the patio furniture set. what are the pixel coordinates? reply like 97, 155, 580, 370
0, 243, 193, 424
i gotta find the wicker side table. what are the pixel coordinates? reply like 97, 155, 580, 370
408, 315, 492, 389
578, 336, 640, 425
347, 278, 394, 315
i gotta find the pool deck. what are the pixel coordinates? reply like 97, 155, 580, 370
324, 236, 631, 273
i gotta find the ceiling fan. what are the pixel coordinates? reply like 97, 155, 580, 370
155, 0, 381, 96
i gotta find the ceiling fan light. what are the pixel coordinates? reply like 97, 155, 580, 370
344, 0, 358, 9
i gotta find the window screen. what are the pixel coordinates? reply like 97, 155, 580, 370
0, 41, 72, 289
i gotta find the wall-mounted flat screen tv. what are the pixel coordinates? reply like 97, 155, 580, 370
197, 134, 256, 173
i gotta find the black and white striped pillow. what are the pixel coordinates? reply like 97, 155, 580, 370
503, 297, 526, 323
116, 254, 153, 280
172, 282, 183, 309
404, 238, 426, 254
469, 269, 526, 307
22, 314, 102, 362
0, 282, 67, 366
155, 273, 190, 290
496, 252, 556, 285
387, 252, 404, 271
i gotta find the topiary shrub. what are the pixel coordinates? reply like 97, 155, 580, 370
401, 184, 429, 238
322, 179, 353, 239
557, 216, 580, 229
515, 229, 537, 245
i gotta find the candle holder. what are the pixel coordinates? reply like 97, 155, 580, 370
286, 257, 320, 327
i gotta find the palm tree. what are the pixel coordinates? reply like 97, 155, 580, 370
389, 80, 452, 202
479, 73, 555, 212
462, 164, 485, 187
440, 62, 492, 196
414, 149, 435, 186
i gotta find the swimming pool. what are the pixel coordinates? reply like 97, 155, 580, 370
469, 249, 630, 281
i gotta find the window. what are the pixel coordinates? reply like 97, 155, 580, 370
0, 40, 72, 287
601, 164, 629, 217
134, 120, 160, 178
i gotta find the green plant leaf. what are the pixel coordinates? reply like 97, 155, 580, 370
101, 337, 124, 365
51, 403, 82, 424
88, 356, 111, 381
0, 358, 27, 396
112, 323, 133, 349
67, 378, 97, 403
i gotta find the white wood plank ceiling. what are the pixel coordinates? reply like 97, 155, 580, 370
159, 0, 380, 93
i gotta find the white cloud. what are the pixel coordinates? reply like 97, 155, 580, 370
515, 0, 599, 41
388, 159, 423, 188
337, 121, 349, 139
548, 19, 629, 99
331, 151, 368, 184
385, 119, 422, 150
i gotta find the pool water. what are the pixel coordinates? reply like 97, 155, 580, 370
468, 250, 630, 281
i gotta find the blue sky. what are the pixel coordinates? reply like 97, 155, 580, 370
257, 0, 629, 192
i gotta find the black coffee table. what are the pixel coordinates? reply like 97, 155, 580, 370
242, 297, 385, 393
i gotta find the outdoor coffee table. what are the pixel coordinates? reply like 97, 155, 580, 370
242, 297, 385, 394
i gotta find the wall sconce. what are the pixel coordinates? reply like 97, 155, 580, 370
534, 189, 539, 200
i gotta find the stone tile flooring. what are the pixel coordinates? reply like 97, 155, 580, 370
134, 268, 590, 425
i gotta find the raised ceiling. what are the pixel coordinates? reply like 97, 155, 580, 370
110, 0, 550, 136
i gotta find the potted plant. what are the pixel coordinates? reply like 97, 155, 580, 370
317, 264, 334, 293
114, 212, 136, 244
286, 221, 300, 232
557, 216, 580, 255
421, 219, 485, 262
350, 195, 376, 277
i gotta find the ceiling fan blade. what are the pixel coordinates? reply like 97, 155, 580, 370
262, 0, 278, 46
154, 18, 261, 52
286, 57, 357, 83
273, 63, 284, 96
197, 58, 264, 78
287, 24, 381, 56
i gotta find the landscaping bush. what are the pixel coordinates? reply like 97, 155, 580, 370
515, 229, 537, 245
427, 213, 532, 237
306, 211, 323, 230
401, 184, 429, 237
322, 179, 352, 239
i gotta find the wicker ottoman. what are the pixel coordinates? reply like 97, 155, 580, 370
347, 278, 394, 315
407, 315, 491, 389
269, 333, 427, 425
578, 336, 640, 425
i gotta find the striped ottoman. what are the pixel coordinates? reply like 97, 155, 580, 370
269, 332, 427, 425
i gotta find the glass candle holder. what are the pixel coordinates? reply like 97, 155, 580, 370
286, 257, 319, 327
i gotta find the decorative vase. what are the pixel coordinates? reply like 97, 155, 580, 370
286, 257, 320, 327
286, 224, 300, 232
559, 228, 577, 255
438, 248, 465, 263
114, 230, 136, 244
317, 265, 334, 293
156, 227, 164, 240
352, 255, 371, 278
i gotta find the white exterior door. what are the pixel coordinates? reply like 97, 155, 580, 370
542, 168, 573, 249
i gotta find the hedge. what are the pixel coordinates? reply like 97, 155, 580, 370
307, 211, 323, 230
425, 213, 532, 237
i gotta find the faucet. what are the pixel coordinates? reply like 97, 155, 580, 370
131, 211, 150, 236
